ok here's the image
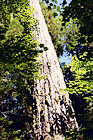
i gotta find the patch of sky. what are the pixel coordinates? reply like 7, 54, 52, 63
57, 0, 72, 64
57, 0, 71, 5
59, 52, 72, 64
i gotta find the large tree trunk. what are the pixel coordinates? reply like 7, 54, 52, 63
29, 0, 78, 139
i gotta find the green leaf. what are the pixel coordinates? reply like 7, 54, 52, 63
57, 6, 60, 11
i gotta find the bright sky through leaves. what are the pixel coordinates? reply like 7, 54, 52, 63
58, 0, 72, 64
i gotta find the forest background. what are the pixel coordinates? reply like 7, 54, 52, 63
0, 0, 93, 139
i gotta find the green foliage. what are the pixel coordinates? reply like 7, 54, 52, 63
0, 0, 44, 139
62, 0, 93, 44
66, 53, 93, 96
60, 17, 93, 60
63, 53, 93, 139
43, 0, 92, 42
64, 128, 84, 140
60, 19, 80, 56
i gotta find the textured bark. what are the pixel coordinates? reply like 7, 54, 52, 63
29, 0, 78, 139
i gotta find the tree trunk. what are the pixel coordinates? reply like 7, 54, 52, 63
29, 0, 78, 139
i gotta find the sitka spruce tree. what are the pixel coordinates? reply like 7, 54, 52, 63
0, 0, 44, 139
41, 0, 93, 139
